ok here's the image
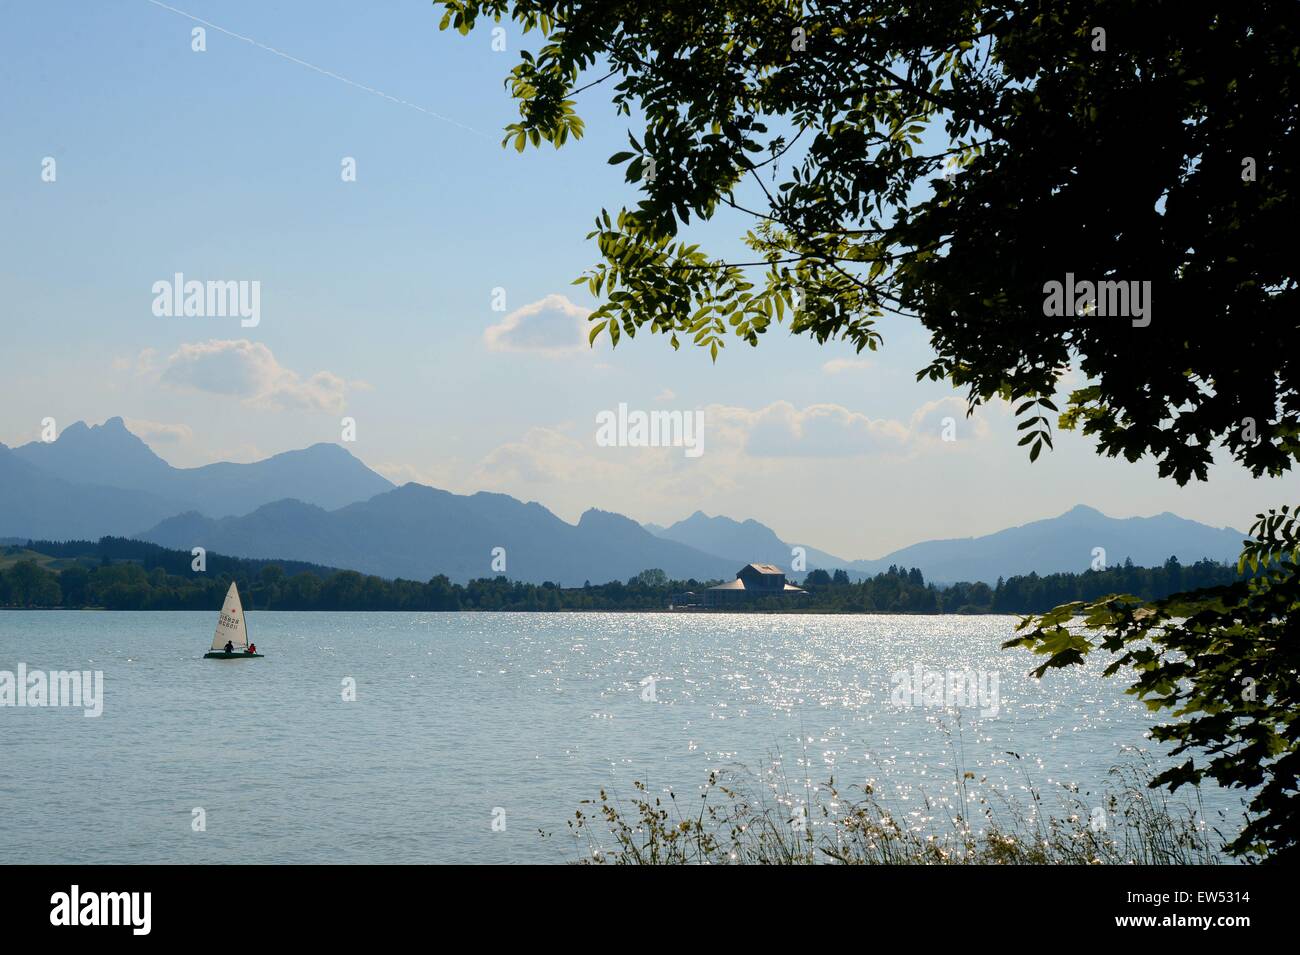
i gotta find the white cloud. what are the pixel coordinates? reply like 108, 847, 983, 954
123, 418, 193, 445
151, 339, 368, 414
471, 423, 734, 520
459, 397, 990, 528
471, 400, 985, 496
372, 459, 467, 492
483, 293, 592, 356
474, 427, 620, 486
205, 443, 268, 465
822, 357, 873, 375
709, 400, 911, 458
908, 396, 992, 443
114, 348, 159, 375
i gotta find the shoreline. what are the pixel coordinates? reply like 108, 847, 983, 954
0, 606, 1025, 616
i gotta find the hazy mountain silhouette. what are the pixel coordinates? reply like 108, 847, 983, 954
0, 444, 193, 539
648, 505, 1244, 584
141, 484, 739, 584
649, 510, 854, 572
6, 417, 393, 521
2, 419, 1247, 586
845, 504, 1245, 583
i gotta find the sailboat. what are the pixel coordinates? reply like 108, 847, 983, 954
203, 582, 264, 659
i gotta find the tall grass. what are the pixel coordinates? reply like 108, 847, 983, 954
561, 753, 1230, 864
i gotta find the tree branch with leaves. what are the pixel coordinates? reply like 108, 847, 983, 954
434, 0, 1300, 857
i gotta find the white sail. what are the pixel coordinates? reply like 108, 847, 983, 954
210, 582, 249, 650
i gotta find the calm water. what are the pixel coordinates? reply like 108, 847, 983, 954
0, 611, 1238, 864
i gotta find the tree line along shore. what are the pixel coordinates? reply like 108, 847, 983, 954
0, 538, 1244, 614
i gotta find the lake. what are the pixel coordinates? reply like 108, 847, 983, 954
0, 611, 1240, 863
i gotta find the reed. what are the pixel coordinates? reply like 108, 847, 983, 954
562, 754, 1230, 865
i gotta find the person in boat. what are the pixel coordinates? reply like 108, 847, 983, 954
224, 640, 234, 654
246, 643, 257, 655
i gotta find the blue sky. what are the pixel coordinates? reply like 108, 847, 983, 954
2, 0, 1294, 558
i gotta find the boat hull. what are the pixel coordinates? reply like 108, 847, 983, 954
203, 651, 264, 659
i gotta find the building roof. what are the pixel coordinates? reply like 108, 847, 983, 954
708, 579, 748, 591
707, 580, 808, 593
706, 562, 807, 594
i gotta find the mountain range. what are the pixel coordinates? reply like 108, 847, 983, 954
0, 417, 1247, 585
142, 488, 737, 584
647, 511, 853, 573
650, 506, 1246, 584
8, 417, 392, 523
